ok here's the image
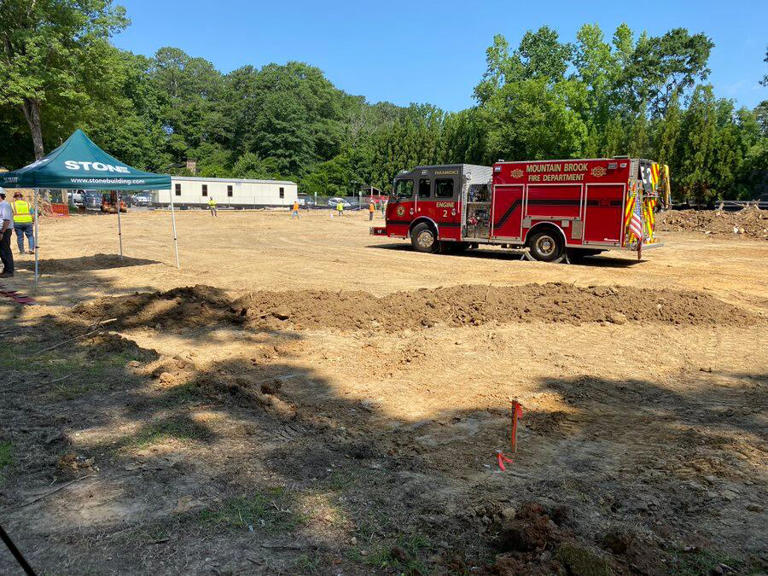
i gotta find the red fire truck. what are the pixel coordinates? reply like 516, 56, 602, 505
371, 158, 668, 261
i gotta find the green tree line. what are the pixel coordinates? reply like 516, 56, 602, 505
1, 1, 766, 203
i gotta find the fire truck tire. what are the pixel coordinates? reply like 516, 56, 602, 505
411, 223, 438, 253
528, 230, 564, 262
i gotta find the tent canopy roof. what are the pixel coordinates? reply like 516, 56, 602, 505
0, 130, 170, 191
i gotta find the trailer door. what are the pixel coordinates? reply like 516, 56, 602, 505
583, 184, 624, 245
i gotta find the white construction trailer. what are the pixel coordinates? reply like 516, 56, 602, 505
152, 176, 298, 208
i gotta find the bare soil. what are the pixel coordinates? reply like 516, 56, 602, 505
1, 209, 767, 576
658, 206, 768, 240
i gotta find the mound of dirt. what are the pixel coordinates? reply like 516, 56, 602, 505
657, 207, 768, 240
84, 333, 158, 361
71, 285, 243, 330
70, 283, 761, 332
21, 253, 157, 273
195, 372, 297, 421
484, 502, 621, 576
494, 502, 562, 553
237, 283, 759, 330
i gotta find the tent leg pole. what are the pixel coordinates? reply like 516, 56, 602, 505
34, 189, 39, 291
116, 192, 123, 259
170, 196, 180, 269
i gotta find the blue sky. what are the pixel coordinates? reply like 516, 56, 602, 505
113, 0, 767, 112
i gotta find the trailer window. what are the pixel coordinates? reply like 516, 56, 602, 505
175, 183, 181, 196
435, 178, 454, 198
202, 184, 208, 197
279, 187, 285, 199
227, 185, 233, 197
395, 179, 414, 198
418, 178, 431, 198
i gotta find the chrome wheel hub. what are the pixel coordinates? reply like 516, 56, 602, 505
417, 231, 434, 249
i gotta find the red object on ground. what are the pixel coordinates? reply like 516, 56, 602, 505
50, 203, 69, 217
497, 451, 514, 471
511, 401, 523, 452
0, 284, 36, 305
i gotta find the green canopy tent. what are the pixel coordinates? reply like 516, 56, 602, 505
0, 129, 179, 286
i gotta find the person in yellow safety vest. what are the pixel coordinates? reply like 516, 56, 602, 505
368, 201, 375, 221
11, 191, 34, 255
208, 197, 217, 217
336, 200, 344, 217
291, 200, 300, 219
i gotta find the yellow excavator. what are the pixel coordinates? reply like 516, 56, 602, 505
100, 191, 127, 213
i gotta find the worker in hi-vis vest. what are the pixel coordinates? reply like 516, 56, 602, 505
291, 200, 300, 219
208, 197, 217, 217
368, 201, 375, 221
11, 191, 34, 254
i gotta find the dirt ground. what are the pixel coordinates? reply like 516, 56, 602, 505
1, 209, 767, 576
657, 207, 768, 241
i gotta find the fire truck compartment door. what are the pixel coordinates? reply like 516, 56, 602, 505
491, 184, 523, 239
583, 184, 624, 244
526, 184, 581, 219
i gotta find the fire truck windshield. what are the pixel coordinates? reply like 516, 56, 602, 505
394, 179, 413, 199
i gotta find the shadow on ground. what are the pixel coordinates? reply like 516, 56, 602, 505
367, 243, 642, 267
0, 293, 766, 575
17, 253, 160, 274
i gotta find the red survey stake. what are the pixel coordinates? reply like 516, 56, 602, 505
510, 400, 523, 452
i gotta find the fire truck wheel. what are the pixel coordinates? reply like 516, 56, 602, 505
411, 223, 438, 253
528, 230, 564, 262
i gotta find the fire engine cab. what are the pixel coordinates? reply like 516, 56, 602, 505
371, 158, 669, 262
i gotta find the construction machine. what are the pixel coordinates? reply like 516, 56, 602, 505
101, 191, 127, 213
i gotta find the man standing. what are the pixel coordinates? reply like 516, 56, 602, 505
0, 189, 15, 277
291, 199, 300, 219
336, 200, 344, 218
11, 191, 34, 254
208, 197, 217, 217
368, 200, 375, 221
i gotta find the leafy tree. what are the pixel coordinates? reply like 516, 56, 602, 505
622, 28, 713, 116
474, 34, 512, 105
367, 106, 446, 190
0, 104, 32, 168
84, 51, 170, 171
484, 78, 587, 161
440, 108, 487, 165
513, 26, 572, 82
571, 24, 621, 155
301, 153, 354, 197
677, 85, 719, 203
151, 47, 228, 166
224, 62, 346, 176
0, 0, 128, 158
654, 91, 682, 169
231, 152, 283, 180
